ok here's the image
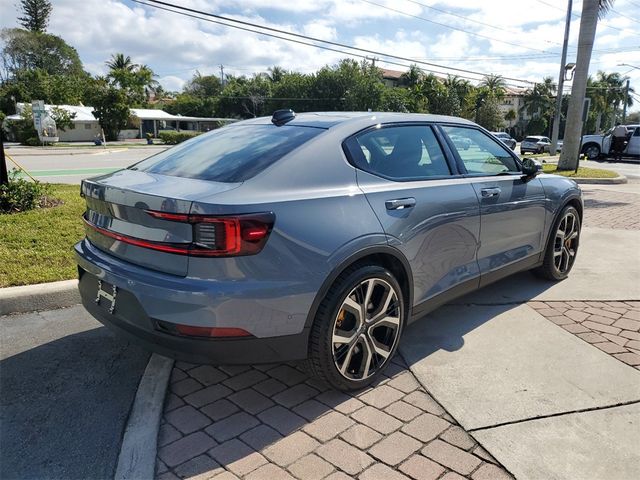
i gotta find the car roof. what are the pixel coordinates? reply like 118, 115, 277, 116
524, 135, 545, 139
232, 111, 477, 129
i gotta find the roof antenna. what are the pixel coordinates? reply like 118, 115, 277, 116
272, 109, 296, 126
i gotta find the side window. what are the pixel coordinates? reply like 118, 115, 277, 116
442, 126, 519, 175
634, 128, 640, 137
346, 125, 451, 180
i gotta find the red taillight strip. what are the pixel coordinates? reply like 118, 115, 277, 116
82, 216, 235, 257
83, 216, 192, 255
145, 210, 190, 222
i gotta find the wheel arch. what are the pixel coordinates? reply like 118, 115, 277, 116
303, 245, 413, 330
541, 195, 583, 259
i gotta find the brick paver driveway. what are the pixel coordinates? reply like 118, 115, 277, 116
155, 185, 637, 480
531, 184, 640, 370
156, 357, 512, 480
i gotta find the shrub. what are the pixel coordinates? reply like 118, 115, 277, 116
23, 136, 41, 146
0, 171, 51, 214
158, 130, 201, 145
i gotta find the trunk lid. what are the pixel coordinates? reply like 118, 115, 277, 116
81, 169, 241, 276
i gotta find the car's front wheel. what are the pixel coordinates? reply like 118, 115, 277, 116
534, 205, 581, 281
308, 265, 405, 390
582, 144, 601, 160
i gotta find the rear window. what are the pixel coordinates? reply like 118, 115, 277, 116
523, 137, 540, 142
130, 124, 323, 182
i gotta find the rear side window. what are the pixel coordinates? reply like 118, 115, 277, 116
345, 125, 451, 181
131, 125, 323, 182
442, 125, 519, 175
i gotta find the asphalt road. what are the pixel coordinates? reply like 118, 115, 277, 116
5, 145, 167, 184
0, 305, 149, 480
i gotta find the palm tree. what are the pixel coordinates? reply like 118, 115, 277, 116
267, 66, 285, 83
521, 77, 556, 135
400, 64, 422, 88
106, 53, 136, 72
479, 74, 506, 99
558, 0, 613, 170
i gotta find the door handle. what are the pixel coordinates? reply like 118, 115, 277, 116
480, 187, 501, 198
385, 197, 416, 210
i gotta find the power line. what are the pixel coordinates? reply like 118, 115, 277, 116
609, 7, 640, 24
136, 0, 538, 85
532, 0, 640, 38
359, 0, 554, 53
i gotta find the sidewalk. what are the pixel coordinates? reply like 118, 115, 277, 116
155, 185, 640, 480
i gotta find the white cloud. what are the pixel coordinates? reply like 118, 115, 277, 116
0, 0, 637, 112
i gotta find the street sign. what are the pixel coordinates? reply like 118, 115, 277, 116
32, 100, 45, 135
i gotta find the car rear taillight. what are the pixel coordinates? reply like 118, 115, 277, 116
84, 211, 274, 257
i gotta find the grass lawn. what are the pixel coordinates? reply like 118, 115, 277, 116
542, 164, 618, 178
0, 184, 85, 287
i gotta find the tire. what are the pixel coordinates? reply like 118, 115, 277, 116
582, 144, 601, 160
534, 205, 581, 281
307, 264, 406, 390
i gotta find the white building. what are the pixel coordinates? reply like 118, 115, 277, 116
4, 103, 233, 142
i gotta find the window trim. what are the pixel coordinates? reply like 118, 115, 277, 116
341, 122, 461, 182
435, 123, 523, 178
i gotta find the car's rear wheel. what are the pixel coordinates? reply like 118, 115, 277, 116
308, 265, 405, 390
534, 206, 581, 281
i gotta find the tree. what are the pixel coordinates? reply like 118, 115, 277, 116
50, 106, 76, 132
91, 82, 130, 140
1, 28, 84, 80
105, 53, 158, 106
18, 0, 52, 33
106, 53, 135, 72
558, 0, 613, 170
479, 74, 506, 99
400, 65, 422, 88
521, 77, 556, 135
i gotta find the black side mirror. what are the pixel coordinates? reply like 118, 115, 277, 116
521, 158, 542, 178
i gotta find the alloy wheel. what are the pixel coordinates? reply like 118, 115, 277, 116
553, 211, 579, 274
585, 146, 600, 159
331, 278, 401, 381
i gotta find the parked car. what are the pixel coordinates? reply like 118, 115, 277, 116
520, 135, 551, 154
580, 125, 640, 160
490, 131, 516, 150
449, 134, 472, 150
76, 110, 583, 390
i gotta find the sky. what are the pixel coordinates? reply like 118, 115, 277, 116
1, 0, 639, 111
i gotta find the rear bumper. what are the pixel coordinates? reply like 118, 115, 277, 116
75, 239, 310, 364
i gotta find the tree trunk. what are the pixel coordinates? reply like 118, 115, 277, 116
595, 112, 602, 133
558, 0, 599, 170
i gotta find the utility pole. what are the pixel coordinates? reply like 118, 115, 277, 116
219, 64, 225, 87
551, 0, 573, 156
622, 79, 630, 123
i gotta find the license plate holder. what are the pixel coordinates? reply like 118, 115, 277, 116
95, 279, 118, 314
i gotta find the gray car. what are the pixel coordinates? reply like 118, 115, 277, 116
490, 131, 516, 150
76, 111, 583, 390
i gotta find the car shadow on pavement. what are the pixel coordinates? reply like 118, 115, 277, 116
402, 271, 560, 359
0, 324, 149, 480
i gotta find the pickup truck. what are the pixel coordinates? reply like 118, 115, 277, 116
580, 124, 640, 160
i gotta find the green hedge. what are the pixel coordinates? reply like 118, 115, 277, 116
158, 130, 202, 145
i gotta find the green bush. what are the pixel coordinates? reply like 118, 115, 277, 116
158, 130, 201, 145
0, 171, 51, 213
23, 136, 41, 146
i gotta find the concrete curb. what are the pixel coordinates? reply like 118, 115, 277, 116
0, 280, 80, 316
115, 354, 174, 480
573, 175, 627, 185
